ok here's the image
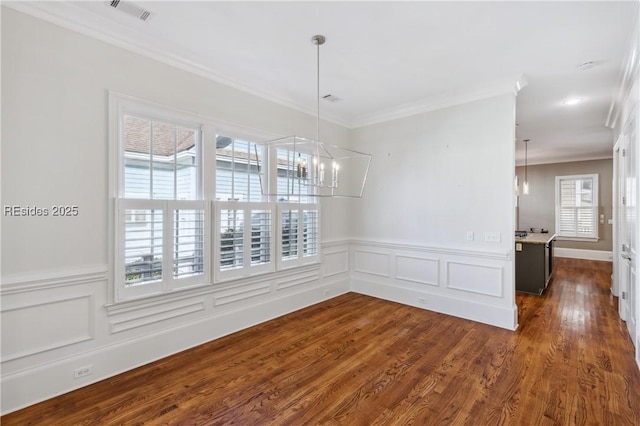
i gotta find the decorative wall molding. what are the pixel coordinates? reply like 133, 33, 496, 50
349, 239, 511, 261
606, 14, 639, 129
2, 2, 350, 129
110, 301, 206, 334
445, 261, 503, 297
352, 74, 527, 128
213, 282, 271, 306
395, 255, 439, 287
352, 278, 516, 331
1, 266, 108, 295
349, 239, 516, 331
322, 249, 349, 278
276, 270, 320, 291
1, 295, 94, 362
354, 250, 391, 277
3, 3, 528, 130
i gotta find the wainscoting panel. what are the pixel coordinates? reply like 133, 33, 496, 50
109, 300, 206, 334
323, 249, 349, 278
1, 295, 94, 362
276, 269, 321, 291
213, 281, 272, 306
446, 261, 503, 297
395, 255, 439, 286
354, 250, 391, 277
350, 240, 515, 331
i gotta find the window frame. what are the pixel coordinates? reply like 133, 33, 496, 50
111, 93, 212, 302
555, 173, 599, 242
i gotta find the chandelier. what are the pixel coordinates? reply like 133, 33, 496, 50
259, 35, 371, 199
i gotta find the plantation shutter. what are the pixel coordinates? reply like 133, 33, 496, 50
555, 175, 598, 239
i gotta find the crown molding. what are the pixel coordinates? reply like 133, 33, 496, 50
350, 74, 528, 129
515, 152, 613, 167
3, 2, 352, 129
606, 8, 639, 129
5, 2, 528, 131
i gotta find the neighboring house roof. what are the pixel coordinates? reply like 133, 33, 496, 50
124, 115, 196, 156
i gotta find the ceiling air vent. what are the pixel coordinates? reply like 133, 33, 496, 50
106, 0, 152, 22
322, 94, 342, 103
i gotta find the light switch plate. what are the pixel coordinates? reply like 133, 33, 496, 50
485, 232, 501, 243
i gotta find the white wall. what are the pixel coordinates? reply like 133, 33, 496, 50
1, 8, 518, 414
348, 94, 518, 330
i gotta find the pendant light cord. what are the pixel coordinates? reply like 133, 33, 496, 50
524, 139, 528, 182
312, 35, 325, 143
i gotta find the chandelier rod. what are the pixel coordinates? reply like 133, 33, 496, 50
312, 35, 325, 143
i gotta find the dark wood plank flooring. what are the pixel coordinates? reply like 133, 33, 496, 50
3, 257, 639, 425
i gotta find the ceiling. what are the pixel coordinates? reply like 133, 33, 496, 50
7, 1, 639, 165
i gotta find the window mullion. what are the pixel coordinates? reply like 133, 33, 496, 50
149, 121, 154, 200
163, 201, 173, 291
242, 207, 251, 272
173, 125, 178, 200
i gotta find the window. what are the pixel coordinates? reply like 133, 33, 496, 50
112, 95, 321, 302
555, 174, 598, 240
216, 136, 263, 202
214, 135, 274, 281
115, 100, 209, 300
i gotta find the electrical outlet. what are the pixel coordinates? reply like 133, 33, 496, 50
73, 365, 92, 379
466, 231, 474, 241
323, 289, 329, 296
418, 297, 427, 304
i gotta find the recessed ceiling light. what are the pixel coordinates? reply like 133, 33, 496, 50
563, 98, 583, 106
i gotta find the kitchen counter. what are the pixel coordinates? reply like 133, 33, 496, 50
515, 232, 556, 245
515, 233, 555, 295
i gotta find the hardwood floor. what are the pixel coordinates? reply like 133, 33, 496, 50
3, 258, 639, 425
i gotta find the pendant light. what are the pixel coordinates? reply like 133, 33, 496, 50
522, 139, 530, 195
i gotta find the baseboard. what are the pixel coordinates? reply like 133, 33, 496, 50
0, 279, 349, 415
554, 248, 613, 262
351, 278, 517, 331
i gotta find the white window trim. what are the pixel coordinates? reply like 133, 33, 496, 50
555, 173, 599, 242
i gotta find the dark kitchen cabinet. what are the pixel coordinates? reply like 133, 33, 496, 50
515, 234, 555, 295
